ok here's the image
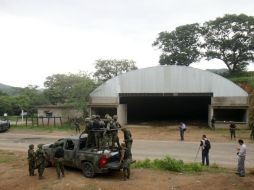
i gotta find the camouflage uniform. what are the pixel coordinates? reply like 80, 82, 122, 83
54, 142, 65, 179
74, 118, 81, 134
84, 117, 93, 148
27, 144, 36, 176
35, 144, 46, 179
120, 143, 131, 180
111, 115, 121, 149
121, 127, 133, 160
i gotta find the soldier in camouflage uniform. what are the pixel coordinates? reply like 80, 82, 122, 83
35, 144, 46, 179
121, 127, 133, 160
111, 115, 121, 149
27, 144, 36, 176
250, 122, 254, 140
120, 142, 131, 180
54, 142, 65, 179
84, 117, 93, 148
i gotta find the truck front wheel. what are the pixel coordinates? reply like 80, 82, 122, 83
82, 162, 95, 178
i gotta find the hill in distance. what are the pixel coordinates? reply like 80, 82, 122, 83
0, 83, 23, 96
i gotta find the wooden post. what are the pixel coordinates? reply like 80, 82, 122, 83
47, 117, 50, 126
16, 116, 18, 126
42, 117, 44, 127
25, 116, 28, 126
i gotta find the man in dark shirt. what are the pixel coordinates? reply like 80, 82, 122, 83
229, 122, 237, 140
54, 142, 65, 179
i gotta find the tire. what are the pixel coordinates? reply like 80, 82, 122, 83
82, 162, 95, 178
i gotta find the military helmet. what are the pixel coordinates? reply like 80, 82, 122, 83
85, 117, 91, 122
37, 144, 43, 149
91, 115, 96, 119
29, 144, 34, 149
96, 115, 100, 119
104, 113, 110, 118
113, 115, 118, 119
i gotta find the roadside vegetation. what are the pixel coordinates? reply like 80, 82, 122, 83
132, 156, 226, 173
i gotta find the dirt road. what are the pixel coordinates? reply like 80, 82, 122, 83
1, 131, 254, 167
1, 128, 254, 190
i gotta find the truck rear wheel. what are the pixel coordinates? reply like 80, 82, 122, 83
82, 162, 95, 178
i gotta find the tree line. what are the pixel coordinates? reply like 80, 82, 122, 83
153, 14, 254, 73
0, 59, 137, 116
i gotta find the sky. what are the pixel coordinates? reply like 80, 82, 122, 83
0, 0, 254, 88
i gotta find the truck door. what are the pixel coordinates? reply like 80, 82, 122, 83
64, 139, 76, 167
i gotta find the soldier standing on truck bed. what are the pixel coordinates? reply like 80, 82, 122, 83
111, 115, 121, 149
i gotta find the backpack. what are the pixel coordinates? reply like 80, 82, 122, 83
205, 140, 211, 150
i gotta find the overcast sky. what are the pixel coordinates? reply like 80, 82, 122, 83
1, 0, 254, 88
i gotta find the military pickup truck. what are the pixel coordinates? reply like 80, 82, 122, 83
43, 134, 121, 178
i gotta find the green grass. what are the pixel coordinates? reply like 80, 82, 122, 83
11, 124, 73, 133
132, 156, 226, 173
222, 71, 254, 88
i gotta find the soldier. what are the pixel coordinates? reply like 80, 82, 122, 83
229, 122, 236, 140
111, 115, 121, 149
74, 118, 81, 134
92, 115, 103, 149
250, 122, 254, 140
54, 142, 65, 179
121, 127, 133, 160
120, 142, 131, 180
27, 144, 36, 176
35, 144, 46, 179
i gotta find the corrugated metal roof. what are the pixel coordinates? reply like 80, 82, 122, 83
90, 65, 248, 98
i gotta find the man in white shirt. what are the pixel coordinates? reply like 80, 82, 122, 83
179, 122, 187, 141
236, 139, 246, 177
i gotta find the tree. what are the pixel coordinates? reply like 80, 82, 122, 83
93, 59, 138, 82
43, 72, 96, 115
202, 14, 254, 73
153, 23, 202, 66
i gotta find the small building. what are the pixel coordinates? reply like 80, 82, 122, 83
37, 105, 83, 125
89, 65, 249, 126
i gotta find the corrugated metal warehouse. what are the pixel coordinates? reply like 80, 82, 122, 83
89, 65, 249, 126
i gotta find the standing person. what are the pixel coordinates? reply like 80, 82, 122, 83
111, 115, 121, 149
179, 122, 187, 141
74, 118, 81, 134
211, 116, 216, 130
200, 135, 211, 166
229, 122, 237, 140
54, 142, 65, 179
120, 142, 131, 180
121, 127, 133, 160
250, 122, 254, 140
35, 144, 46, 179
27, 144, 36, 176
236, 139, 246, 177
